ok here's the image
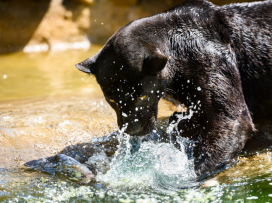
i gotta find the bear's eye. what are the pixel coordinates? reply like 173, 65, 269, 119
139, 95, 147, 100
109, 99, 116, 103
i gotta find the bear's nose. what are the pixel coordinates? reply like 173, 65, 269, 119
124, 121, 142, 135
118, 117, 142, 135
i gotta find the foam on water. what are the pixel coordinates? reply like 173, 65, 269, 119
96, 131, 198, 192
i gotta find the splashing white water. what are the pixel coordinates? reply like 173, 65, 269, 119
96, 131, 197, 192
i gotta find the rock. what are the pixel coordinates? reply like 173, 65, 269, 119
87, 0, 259, 44
88, 0, 185, 43
0, 0, 259, 53
72, 0, 94, 6
0, 0, 91, 54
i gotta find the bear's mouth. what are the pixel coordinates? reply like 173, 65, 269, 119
120, 115, 156, 136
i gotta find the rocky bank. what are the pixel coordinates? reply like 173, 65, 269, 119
0, 0, 259, 54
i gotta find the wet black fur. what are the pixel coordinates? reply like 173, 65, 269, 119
76, 0, 272, 177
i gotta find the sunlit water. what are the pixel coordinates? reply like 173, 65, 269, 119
1, 48, 272, 202
97, 133, 197, 192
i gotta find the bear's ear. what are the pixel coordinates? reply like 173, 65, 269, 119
75, 53, 98, 75
142, 47, 168, 74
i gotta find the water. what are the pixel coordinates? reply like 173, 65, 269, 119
2, 158, 272, 202
1, 48, 272, 202
97, 133, 197, 192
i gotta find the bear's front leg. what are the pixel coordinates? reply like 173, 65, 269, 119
168, 59, 255, 177
170, 92, 254, 178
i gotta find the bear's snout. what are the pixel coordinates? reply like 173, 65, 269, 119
118, 113, 156, 136
122, 121, 143, 135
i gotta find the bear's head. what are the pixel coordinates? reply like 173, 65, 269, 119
76, 20, 169, 135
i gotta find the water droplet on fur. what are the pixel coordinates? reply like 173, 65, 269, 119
122, 112, 128, 117
197, 87, 201, 91
187, 80, 190, 83
135, 107, 138, 111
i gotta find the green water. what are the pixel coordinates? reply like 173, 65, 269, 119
1, 162, 272, 202
0, 48, 272, 202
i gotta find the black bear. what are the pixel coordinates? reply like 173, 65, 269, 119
76, 0, 272, 177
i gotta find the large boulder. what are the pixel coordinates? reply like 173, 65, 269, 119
0, 0, 91, 54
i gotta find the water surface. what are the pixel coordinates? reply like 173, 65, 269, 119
1, 47, 272, 202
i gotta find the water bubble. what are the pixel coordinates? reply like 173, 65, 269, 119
122, 112, 128, 117
187, 80, 190, 83
247, 196, 258, 200
135, 107, 138, 111
197, 87, 201, 91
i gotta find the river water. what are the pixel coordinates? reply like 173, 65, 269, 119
1, 47, 272, 202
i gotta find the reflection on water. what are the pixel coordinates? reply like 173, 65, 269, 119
0, 45, 102, 101
1, 48, 272, 202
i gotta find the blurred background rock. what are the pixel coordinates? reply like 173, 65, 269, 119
0, 0, 260, 54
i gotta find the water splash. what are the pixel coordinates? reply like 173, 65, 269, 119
96, 130, 198, 192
